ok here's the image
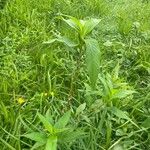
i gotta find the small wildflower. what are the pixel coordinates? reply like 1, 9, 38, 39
44, 93, 48, 96
17, 97, 25, 105
50, 91, 54, 97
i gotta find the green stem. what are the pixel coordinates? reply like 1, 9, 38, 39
45, 136, 57, 150
68, 35, 85, 104
106, 120, 112, 149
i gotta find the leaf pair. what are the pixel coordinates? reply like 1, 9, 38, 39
63, 16, 101, 39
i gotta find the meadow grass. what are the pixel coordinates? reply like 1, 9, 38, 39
0, 0, 150, 149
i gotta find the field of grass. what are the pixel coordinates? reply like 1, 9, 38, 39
0, 0, 150, 149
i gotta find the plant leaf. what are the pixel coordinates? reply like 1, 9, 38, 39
75, 103, 86, 116
110, 107, 130, 120
57, 36, 78, 47
37, 113, 54, 134
85, 38, 100, 89
63, 17, 82, 32
59, 129, 86, 143
46, 109, 54, 125
54, 110, 71, 129
112, 62, 120, 80
112, 90, 136, 99
99, 75, 110, 97
54, 128, 70, 134
110, 107, 140, 129
44, 36, 78, 47
83, 18, 101, 36
23, 132, 47, 143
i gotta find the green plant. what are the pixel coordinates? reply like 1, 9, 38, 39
45, 14, 101, 89
23, 110, 84, 150
84, 62, 140, 149
0, 0, 150, 149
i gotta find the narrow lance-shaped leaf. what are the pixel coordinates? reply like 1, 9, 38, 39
59, 129, 86, 143
23, 132, 47, 143
83, 18, 101, 37
110, 107, 130, 120
112, 62, 120, 80
85, 38, 100, 89
99, 76, 111, 97
75, 103, 86, 116
37, 113, 54, 134
112, 90, 136, 99
63, 17, 82, 32
46, 109, 54, 125
54, 110, 71, 129
43, 36, 78, 48
110, 107, 140, 129
56, 36, 78, 47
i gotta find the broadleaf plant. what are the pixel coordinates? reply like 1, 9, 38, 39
45, 14, 101, 89
23, 110, 84, 150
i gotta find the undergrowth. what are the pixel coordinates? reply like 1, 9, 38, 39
0, 0, 150, 149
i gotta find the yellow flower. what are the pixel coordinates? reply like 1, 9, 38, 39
17, 97, 25, 105
44, 93, 48, 96
50, 91, 54, 97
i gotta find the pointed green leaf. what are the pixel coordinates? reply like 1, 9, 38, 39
54, 128, 70, 134
63, 17, 82, 32
112, 90, 136, 99
23, 132, 47, 143
110, 107, 140, 128
83, 18, 101, 36
46, 109, 54, 125
59, 129, 86, 143
99, 76, 110, 96
110, 107, 130, 120
112, 62, 120, 80
44, 36, 78, 47
106, 73, 113, 92
37, 113, 54, 134
54, 110, 71, 129
57, 36, 78, 47
85, 38, 100, 89
76, 103, 86, 116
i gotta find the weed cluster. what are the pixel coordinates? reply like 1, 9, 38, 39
0, 0, 150, 149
